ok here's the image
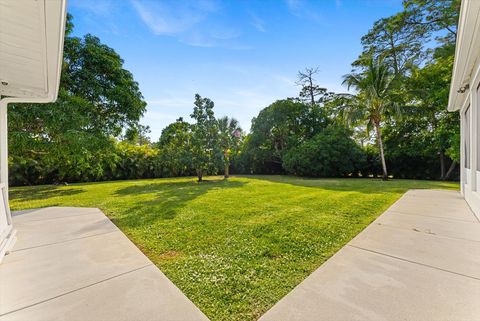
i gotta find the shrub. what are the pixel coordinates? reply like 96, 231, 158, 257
9, 140, 162, 186
282, 126, 365, 177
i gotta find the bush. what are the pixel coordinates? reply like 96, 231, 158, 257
108, 142, 162, 180
359, 145, 383, 178
9, 140, 162, 186
282, 126, 366, 177
240, 100, 330, 174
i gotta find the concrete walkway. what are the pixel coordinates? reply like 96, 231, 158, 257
0, 207, 208, 321
260, 190, 480, 321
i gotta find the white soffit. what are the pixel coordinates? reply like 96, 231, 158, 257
0, 0, 67, 102
448, 0, 480, 112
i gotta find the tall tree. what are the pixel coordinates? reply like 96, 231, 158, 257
353, 11, 428, 76
348, 0, 460, 181
342, 57, 400, 181
295, 67, 334, 106
245, 100, 330, 173
190, 94, 220, 182
392, 52, 459, 179
9, 14, 146, 184
403, 0, 460, 42
157, 118, 193, 177
124, 124, 151, 146
217, 116, 242, 179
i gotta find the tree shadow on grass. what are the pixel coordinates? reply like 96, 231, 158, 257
237, 175, 458, 194
112, 178, 246, 229
9, 185, 86, 203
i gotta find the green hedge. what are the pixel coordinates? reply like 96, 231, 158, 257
282, 126, 366, 177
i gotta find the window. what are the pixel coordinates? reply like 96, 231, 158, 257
465, 105, 471, 169
477, 85, 480, 170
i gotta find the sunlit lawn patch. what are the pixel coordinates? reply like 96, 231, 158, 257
10, 176, 458, 321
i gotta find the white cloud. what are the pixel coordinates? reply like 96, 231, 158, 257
130, 0, 245, 49
284, 0, 323, 22
69, 0, 122, 34
130, 0, 215, 35
285, 0, 302, 11
250, 13, 267, 33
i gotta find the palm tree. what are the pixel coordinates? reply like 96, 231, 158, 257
217, 116, 242, 178
342, 57, 400, 181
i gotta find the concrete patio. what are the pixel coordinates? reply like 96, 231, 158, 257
0, 207, 208, 321
260, 189, 480, 321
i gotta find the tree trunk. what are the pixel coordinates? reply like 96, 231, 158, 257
388, 32, 400, 76
197, 169, 203, 182
375, 121, 388, 181
439, 150, 445, 180
224, 164, 229, 179
444, 161, 457, 180
309, 77, 315, 106
224, 149, 230, 179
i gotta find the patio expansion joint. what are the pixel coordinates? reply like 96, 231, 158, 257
12, 211, 102, 223
373, 222, 480, 243
0, 263, 154, 317
10, 230, 119, 253
347, 244, 480, 281
386, 209, 479, 223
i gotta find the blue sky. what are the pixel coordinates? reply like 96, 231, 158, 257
68, 0, 403, 141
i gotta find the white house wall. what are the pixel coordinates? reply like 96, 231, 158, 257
448, 0, 480, 112
0, 0, 66, 100
0, 0, 67, 262
460, 60, 480, 220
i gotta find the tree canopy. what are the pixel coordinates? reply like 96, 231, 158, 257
9, 2, 462, 185
9, 14, 146, 185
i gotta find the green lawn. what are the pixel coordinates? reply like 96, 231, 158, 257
10, 176, 458, 321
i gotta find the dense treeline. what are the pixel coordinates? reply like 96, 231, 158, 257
236, 0, 460, 180
9, 1, 461, 186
